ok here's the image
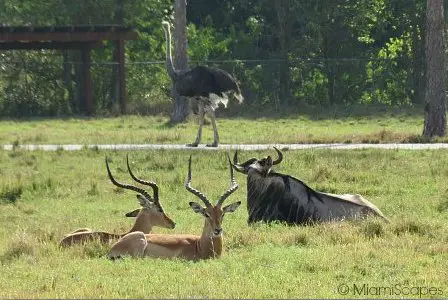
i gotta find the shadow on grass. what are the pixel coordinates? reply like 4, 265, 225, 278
0, 183, 23, 204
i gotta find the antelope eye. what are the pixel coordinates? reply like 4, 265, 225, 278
204, 213, 210, 218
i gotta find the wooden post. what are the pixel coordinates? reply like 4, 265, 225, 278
62, 49, 74, 110
81, 46, 93, 115
117, 39, 127, 114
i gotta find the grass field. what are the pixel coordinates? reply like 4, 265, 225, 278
0, 148, 447, 298
1, 106, 446, 145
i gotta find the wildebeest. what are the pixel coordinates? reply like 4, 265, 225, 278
231, 147, 388, 225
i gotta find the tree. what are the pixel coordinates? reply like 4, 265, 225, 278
274, 0, 293, 105
111, 0, 125, 113
170, 0, 190, 123
423, 0, 446, 137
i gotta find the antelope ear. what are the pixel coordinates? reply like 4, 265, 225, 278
223, 201, 241, 214
136, 194, 153, 207
189, 202, 205, 214
125, 208, 141, 218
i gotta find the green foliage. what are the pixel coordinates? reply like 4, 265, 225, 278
0, 0, 433, 116
0, 52, 70, 117
187, 24, 231, 61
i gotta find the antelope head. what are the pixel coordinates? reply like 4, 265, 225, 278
186, 155, 241, 238
105, 156, 176, 230
231, 147, 283, 176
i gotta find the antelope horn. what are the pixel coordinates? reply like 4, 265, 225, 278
105, 157, 153, 202
217, 154, 239, 206
232, 150, 257, 174
185, 155, 212, 208
272, 146, 283, 165
126, 155, 160, 204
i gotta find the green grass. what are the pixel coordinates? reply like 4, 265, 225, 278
0, 106, 445, 145
0, 148, 447, 298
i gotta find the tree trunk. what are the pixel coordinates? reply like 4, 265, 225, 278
81, 46, 93, 115
321, 17, 337, 105
411, 23, 426, 105
111, 0, 125, 112
275, 0, 292, 107
72, 50, 83, 114
323, 36, 336, 105
423, 0, 446, 137
327, 68, 336, 105
170, 0, 190, 123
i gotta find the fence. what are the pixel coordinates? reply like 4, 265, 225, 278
0, 51, 419, 117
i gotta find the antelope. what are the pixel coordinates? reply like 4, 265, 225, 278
232, 147, 389, 225
108, 155, 241, 260
59, 156, 176, 247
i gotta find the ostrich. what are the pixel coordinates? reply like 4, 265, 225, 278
162, 21, 243, 147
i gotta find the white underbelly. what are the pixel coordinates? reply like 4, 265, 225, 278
209, 93, 228, 109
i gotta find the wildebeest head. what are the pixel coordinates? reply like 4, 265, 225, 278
232, 147, 283, 176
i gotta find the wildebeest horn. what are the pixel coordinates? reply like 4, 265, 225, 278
105, 157, 154, 202
231, 150, 257, 174
185, 155, 212, 208
272, 147, 283, 165
217, 154, 239, 206
126, 154, 160, 205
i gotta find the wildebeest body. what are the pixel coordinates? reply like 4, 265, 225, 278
247, 171, 380, 224
234, 148, 388, 225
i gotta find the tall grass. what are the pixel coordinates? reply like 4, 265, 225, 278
0, 148, 447, 298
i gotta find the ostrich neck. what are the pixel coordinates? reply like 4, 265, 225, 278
163, 26, 179, 80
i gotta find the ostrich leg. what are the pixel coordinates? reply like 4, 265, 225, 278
206, 106, 219, 147
187, 101, 204, 147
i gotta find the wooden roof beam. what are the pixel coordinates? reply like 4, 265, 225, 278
0, 31, 138, 42
0, 41, 104, 50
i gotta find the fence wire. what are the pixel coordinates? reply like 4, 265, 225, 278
0, 54, 417, 117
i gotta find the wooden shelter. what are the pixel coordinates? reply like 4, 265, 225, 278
0, 25, 138, 115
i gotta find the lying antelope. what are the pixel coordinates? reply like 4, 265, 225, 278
59, 156, 176, 247
108, 155, 241, 260
232, 147, 389, 225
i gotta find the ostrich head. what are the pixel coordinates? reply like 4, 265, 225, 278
162, 21, 171, 33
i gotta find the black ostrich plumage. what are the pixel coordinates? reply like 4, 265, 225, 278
175, 66, 242, 100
